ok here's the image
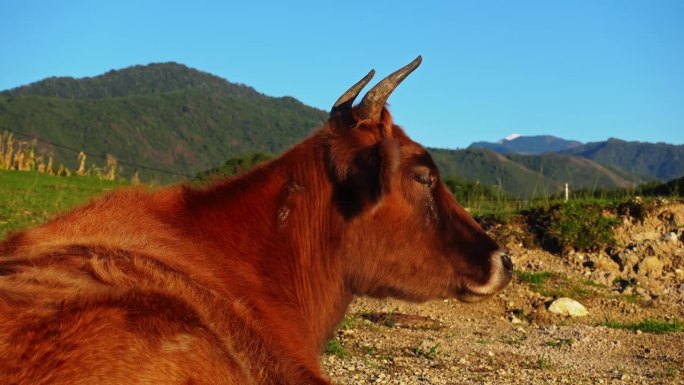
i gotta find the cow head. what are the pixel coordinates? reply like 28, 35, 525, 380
326, 56, 512, 303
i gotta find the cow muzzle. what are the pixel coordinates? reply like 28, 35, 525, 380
456, 250, 513, 303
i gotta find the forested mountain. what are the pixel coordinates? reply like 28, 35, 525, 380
469, 135, 582, 155
469, 135, 684, 183
560, 138, 684, 182
429, 148, 641, 198
0, 63, 326, 181
0, 63, 677, 195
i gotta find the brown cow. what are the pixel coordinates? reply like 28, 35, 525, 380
0, 56, 512, 385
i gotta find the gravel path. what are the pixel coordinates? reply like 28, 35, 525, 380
322, 202, 684, 384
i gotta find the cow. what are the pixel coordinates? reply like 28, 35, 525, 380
0, 56, 512, 385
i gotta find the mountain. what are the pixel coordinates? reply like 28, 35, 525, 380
0, 63, 675, 196
0, 63, 327, 181
469, 135, 583, 155
4, 62, 261, 100
429, 148, 641, 198
560, 138, 684, 182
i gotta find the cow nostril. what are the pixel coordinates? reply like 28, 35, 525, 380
501, 253, 513, 273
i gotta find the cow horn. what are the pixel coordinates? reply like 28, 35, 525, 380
330, 69, 375, 118
357, 55, 422, 121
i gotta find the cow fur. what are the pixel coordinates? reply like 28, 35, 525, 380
1, 106, 508, 384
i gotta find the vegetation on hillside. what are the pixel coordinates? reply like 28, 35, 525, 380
429, 148, 642, 198
194, 152, 273, 182
0, 63, 326, 182
469, 135, 582, 154
2, 62, 261, 100
2, 62, 679, 195
562, 138, 684, 182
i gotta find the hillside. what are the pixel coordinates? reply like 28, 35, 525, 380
0, 63, 327, 181
469, 135, 583, 155
504, 153, 640, 190
470, 135, 684, 183
1, 63, 676, 194
2, 62, 262, 100
561, 138, 684, 182
429, 148, 640, 198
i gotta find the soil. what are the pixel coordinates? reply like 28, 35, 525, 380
322, 200, 684, 384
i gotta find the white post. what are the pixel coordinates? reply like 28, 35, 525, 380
564, 183, 569, 202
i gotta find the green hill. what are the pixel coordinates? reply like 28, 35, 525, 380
0, 62, 665, 197
429, 148, 641, 198
3, 62, 261, 100
561, 138, 684, 182
0, 63, 326, 181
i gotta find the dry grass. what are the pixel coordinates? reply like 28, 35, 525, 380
0, 131, 118, 180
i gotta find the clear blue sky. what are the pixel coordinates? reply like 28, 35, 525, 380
1, 0, 683, 149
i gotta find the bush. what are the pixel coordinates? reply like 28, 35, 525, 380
194, 152, 272, 183
526, 202, 618, 254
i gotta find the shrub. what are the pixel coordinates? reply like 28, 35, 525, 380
526, 202, 618, 253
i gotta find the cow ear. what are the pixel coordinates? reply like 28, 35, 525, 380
330, 138, 399, 219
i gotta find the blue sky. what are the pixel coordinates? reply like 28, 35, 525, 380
1, 0, 683, 149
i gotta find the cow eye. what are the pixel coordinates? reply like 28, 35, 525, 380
414, 171, 434, 187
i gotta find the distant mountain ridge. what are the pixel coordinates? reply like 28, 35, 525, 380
469, 135, 583, 155
429, 148, 641, 198
469, 135, 684, 183
560, 138, 684, 182
0, 63, 679, 196
3, 62, 261, 100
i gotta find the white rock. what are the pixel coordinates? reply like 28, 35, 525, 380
548, 297, 589, 317
662, 232, 678, 242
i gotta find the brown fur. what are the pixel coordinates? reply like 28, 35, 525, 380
0, 106, 508, 384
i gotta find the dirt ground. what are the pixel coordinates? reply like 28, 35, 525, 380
322, 201, 684, 385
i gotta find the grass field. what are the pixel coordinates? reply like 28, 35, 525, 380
0, 169, 127, 238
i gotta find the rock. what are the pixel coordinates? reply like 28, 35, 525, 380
594, 257, 620, 273
662, 232, 678, 242
547, 297, 589, 317
637, 256, 664, 278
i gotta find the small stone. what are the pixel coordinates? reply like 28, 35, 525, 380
636, 330, 643, 335
487, 351, 494, 357
510, 316, 523, 324
548, 297, 589, 317
662, 232, 678, 242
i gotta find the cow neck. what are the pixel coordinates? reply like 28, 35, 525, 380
185, 132, 354, 357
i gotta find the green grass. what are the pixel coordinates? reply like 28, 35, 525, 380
325, 337, 350, 359
537, 355, 551, 370
603, 319, 684, 334
0, 170, 127, 238
524, 201, 619, 253
515, 270, 598, 299
412, 343, 440, 359
545, 338, 574, 348
515, 271, 553, 285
